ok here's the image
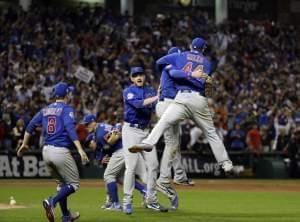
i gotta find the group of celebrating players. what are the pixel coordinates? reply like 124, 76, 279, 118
17, 37, 233, 222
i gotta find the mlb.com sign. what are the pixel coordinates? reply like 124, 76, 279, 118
0, 155, 51, 178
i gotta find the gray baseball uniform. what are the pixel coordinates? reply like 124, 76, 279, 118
155, 98, 188, 183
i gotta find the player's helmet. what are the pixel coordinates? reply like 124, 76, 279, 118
82, 114, 97, 125
130, 67, 144, 77
51, 82, 74, 98
168, 47, 181, 55
191, 37, 207, 51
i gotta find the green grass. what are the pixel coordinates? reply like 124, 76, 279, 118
1, 181, 300, 222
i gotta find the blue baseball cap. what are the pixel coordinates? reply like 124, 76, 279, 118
191, 37, 206, 50
130, 67, 144, 76
168, 47, 181, 54
52, 82, 74, 98
82, 114, 96, 125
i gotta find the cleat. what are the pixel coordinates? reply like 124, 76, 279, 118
221, 160, 233, 173
173, 179, 195, 186
70, 211, 80, 222
146, 202, 168, 212
156, 181, 179, 210
123, 203, 132, 215
156, 181, 177, 199
42, 197, 55, 222
101, 202, 113, 209
61, 211, 80, 222
101, 194, 113, 209
128, 143, 153, 153
105, 202, 122, 211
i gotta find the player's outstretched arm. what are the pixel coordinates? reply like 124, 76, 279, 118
143, 95, 158, 106
17, 111, 43, 157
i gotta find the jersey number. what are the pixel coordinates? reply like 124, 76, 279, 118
182, 62, 204, 75
47, 116, 56, 134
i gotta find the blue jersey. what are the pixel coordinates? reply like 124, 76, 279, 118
123, 85, 156, 127
26, 102, 78, 148
156, 51, 212, 94
159, 67, 177, 100
93, 123, 122, 161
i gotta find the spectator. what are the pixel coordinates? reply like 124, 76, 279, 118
246, 124, 262, 154
12, 118, 25, 149
228, 123, 246, 151
0, 5, 298, 156
285, 127, 300, 177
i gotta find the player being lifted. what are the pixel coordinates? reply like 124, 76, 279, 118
122, 66, 168, 214
82, 114, 147, 211
17, 82, 89, 222
129, 38, 233, 173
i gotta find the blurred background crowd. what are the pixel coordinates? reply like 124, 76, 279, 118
0, 3, 299, 158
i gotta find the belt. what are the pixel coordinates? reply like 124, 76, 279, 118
125, 122, 148, 130
159, 97, 174, 102
179, 89, 204, 97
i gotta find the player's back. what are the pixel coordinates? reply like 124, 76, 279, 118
41, 102, 74, 148
160, 68, 177, 100
176, 51, 210, 73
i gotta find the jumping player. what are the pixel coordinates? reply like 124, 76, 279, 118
129, 38, 233, 173
122, 66, 168, 214
82, 114, 147, 211
17, 82, 89, 222
156, 46, 195, 210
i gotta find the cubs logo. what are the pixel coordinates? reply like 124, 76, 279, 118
127, 93, 134, 100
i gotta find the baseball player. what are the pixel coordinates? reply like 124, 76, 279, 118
82, 114, 147, 211
129, 38, 233, 173
17, 82, 89, 222
122, 66, 168, 214
155, 46, 196, 210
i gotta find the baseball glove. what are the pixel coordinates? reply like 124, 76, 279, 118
105, 130, 121, 145
204, 76, 214, 98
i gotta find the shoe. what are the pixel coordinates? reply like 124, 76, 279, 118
70, 211, 80, 222
61, 211, 80, 222
156, 181, 179, 210
221, 160, 233, 172
128, 143, 153, 153
42, 197, 55, 222
156, 181, 177, 199
105, 202, 122, 211
123, 203, 132, 215
173, 179, 195, 186
101, 201, 113, 209
146, 202, 168, 212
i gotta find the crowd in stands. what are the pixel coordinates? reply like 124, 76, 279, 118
0, 4, 299, 156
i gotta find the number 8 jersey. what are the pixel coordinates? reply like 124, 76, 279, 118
26, 102, 78, 148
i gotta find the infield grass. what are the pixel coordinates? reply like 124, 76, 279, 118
0, 180, 300, 222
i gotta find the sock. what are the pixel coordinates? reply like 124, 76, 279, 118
107, 182, 118, 203
135, 181, 146, 194
52, 184, 75, 207
59, 197, 69, 216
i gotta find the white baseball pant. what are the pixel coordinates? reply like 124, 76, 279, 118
122, 123, 159, 205
156, 98, 188, 183
143, 91, 230, 164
